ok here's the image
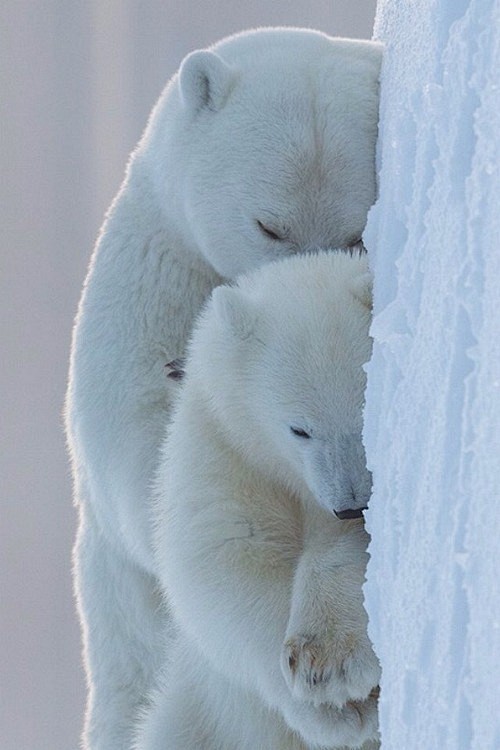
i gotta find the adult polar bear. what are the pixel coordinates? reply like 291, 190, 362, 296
66, 27, 381, 749
137, 251, 380, 750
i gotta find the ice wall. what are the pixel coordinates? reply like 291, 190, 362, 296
363, 1, 500, 748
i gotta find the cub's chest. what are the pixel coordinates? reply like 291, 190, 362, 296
207, 490, 303, 575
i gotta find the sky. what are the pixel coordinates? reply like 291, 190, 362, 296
0, 3, 376, 748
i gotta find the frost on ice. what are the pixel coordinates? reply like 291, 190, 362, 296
363, 0, 500, 748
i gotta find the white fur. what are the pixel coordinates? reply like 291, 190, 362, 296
65, 27, 382, 749
136, 251, 381, 749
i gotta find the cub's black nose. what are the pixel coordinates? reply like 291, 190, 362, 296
334, 507, 366, 520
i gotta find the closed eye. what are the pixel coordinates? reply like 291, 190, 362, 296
290, 426, 311, 439
257, 220, 284, 241
348, 235, 363, 246
347, 237, 366, 254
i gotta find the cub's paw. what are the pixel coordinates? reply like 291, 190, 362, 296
281, 630, 380, 708
282, 690, 379, 749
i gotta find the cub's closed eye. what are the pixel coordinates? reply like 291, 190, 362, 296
290, 427, 311, 439
257, 220, 283, 241
348, 236, 362, 246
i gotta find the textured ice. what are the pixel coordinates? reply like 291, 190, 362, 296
363, 0, 500, 748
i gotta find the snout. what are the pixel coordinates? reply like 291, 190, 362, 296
305, 434, 372, 518
332, 461, 372, 520
331, 476, 371, 520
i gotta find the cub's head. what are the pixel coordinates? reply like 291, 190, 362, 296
191, 250, 373, 518
145, 28, 382, 279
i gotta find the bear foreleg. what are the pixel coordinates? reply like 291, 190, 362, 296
280, 509, 381, 748
74, 506, 166, 749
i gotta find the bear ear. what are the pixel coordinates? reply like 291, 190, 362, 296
349, 271, 373, 310
179, 50, 234, 113
211, 286, 257, 341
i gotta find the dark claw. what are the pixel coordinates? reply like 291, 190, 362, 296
165, 358, 186, 381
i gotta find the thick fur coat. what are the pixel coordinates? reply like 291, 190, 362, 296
65, 28, 382, 749
137, 251, 380, 749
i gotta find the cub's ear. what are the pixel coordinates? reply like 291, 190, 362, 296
349, 271, 373, 309
179, 50, 234, 113
211, 286, 257, 340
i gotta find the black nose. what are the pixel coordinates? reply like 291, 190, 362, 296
334, 507, 366, 520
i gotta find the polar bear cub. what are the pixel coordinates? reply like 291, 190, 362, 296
138, 250, 380, 750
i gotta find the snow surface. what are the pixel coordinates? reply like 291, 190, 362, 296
363, 0, 500, 748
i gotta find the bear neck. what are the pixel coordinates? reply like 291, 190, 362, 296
81, 169, 223, 359
71, 167, 224, 456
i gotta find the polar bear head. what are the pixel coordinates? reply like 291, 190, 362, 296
190, 250, 373, 518
140, 28, 382, 279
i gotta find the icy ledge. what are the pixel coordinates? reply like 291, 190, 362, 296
362, 1, 500, 748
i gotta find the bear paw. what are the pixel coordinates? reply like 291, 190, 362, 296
281, 630, 380, 708
282, 690, 379, 749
